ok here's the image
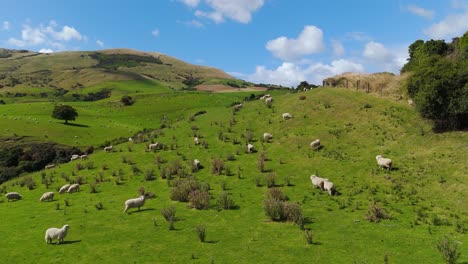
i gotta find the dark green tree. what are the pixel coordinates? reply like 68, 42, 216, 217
121, 95, 134, 106
52, 105, 78, 124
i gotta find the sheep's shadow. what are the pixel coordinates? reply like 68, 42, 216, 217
127, 208, 155, 215
48, 240, 82, 246
204, 240, 219, 244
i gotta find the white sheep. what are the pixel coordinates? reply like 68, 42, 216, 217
79, 154, 88, 160
234, 103, 243, 110
124, 195, 146, 213
104, 145, 113, 152
376, 155, 392, 170
40, 192, 54, 202
193, 159, 201, 169
265, 97, 273, 104
263, 133, 273, 141
129, 137, 133, 142
310, 175, 327, 190
45, 164, 55, 169
67, 184, 80, 193
247, 143, 254, 153
59, 184, 71, 194
70, 154, 80, 161
45, 224, 70, 245
323, 180, 335, 196
310, 139, 321, 149
259, 94, 271, 100
282, 113, 292, 120
194, 137, 200, 145
148, 142, 159, 151
5, 192, 22, 202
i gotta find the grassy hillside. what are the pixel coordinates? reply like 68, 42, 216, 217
0, 87, 466, 263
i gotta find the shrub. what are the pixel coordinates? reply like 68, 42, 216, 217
189, 190, 210, 210
89, 183, 97, 193
366, 202, 391, 222
73, 175, 84, 185
299, 95, 306, 100
76, 163, 85, 171
265, 172, 276, 188
194, 224, 207, 242
284, 175, 292, 186
94, 202, 104, 210
21, 176, 35, 190
257, 155, 266, 172
131, 165, 142, 176
264, 198, 285, 221
211, 158, 224, 175
284, 202, 304, 228
86, 161, 95, 169
145, 169, 155, 181
170, 178, 200, 202
304, 229, 314, 244
160, 206, 176, 230
436, 235, 461, 264
216, 192, 236, 210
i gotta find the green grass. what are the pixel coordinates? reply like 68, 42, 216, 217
0, 87, 466, 263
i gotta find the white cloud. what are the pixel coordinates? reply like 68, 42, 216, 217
184, 0, 264, 24
245, 59, 364, 87
6, 22, 84, 49
39, 48, 53, 53
407, 5, 434, 19
363, 41, 407, 72
344, 31, 372, 42
2, 21, 10, 31
96, 40, 104, 47
424, 10, 468, 39
151, 28, 160, 37
331, 40, 345, 56
266, 25, 326, 61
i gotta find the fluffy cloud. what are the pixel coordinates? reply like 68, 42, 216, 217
266, 25, 326, 61
363, 41, 407, 72
96, 40, 104, 47
407, 5, 434, 19
39, 48, 53, 53
151, 28, 160, 37
181, 0, 264, 24
6, 21, 84, 49
424, 10, 468, 39
245, 59, 364, 87
331, 40, 345, 56
2, 21, 9, 31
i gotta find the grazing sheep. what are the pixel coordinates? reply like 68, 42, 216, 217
247, 143, 254, 153
323, 180, 335, 196
45, 224, 69, 245
59, 184, 71, 194
70, 154, 80, 161
193, 159, 201, 169
124, 195, 146, 213
194, 137, 200, 145
265, 97, 273, 104
282, 113, 292, 120
310, 175, 327, 190
310, 139, 321, 149
259, 94, 271, 100
45, 164, 55, 169
129, 137, 133, 142
104, 145, 113, 152
67, 184, 80, 193
5, 192, 22, 202
40, 192, 54, 202
376, 155, 392, 170
148, 142, 159, 151
234, 103, 243, 110
79, 154, 88, 160
263, 133, 273, 141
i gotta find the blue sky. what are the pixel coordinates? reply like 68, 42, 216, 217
1, 0, 467, 86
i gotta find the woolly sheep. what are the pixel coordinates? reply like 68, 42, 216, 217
70, 154, 80, 161
104, 145, 113, 152
234, 103, 243, 110
247, 143, 254, 153
193, 159, 201, 169
79, 154, 88, 160
323, 180, 335, 196
310, 175, 327, 190
148, 142, 159, 150
5, 192, 22, 202
282, 113, 292, 120
263, 133, 273, 141
67, 184, 80, 193
194, 137, 200, 145
259, 94, 271, 100
40, 192, 54, 202
45, 224, 69, 245
265, 97, 273, 104
124, 195, 146, 213
310, 139, 321, 149
45, 164, 55, 169
376, 155, 392, 170
59, 184, 71, 194
129, 137, 133, 142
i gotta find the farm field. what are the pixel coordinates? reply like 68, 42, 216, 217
0, 86, 466, 263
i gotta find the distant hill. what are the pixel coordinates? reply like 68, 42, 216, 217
0, 48, 233, 90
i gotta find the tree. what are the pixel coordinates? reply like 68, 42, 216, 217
436, 235, 461, 264
52, 105, 78, 124
121, 95, 134, 106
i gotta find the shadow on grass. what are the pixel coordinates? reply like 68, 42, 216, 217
49, 240, 82, 246
63, 122, 89, 128
204, 240, 219, 244
127, 208, 155, 215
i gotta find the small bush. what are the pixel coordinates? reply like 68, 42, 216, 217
89, 183, 97, 193
284, 175, 292, 186
226, 152, 236, 161
299, 95, 306, 100
76, 163, 85, 171
216, 192, 236, 210
86, 161, 95, 169
304, 229, 314, 244
194, 224, 207, 242
73, 175, 84, 185
366, 202, 391, 222
189, 190, 210, 210
436, 235, 461, 264
161, 206, 176, 230
145, 169, 155, 181
265, 172, 276, 188
21, 176, 36, 190
64, 198, 70, 207
211, 158, 224, 175
131, 165, 142, 176
170, 178, 201, 202
264, 198, 285, 221
94, 202, 104, 210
